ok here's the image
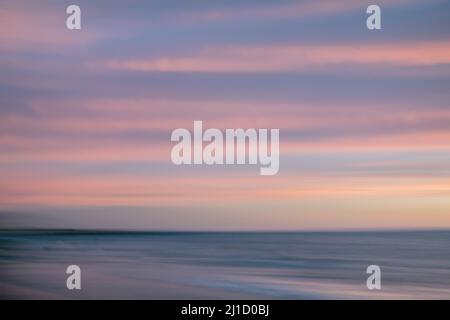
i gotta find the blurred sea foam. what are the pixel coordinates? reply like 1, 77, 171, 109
1, 230, 449, 299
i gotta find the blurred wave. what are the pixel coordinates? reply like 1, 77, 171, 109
1, 230, 449, 299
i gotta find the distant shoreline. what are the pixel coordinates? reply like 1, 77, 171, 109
1, 228, 450, 235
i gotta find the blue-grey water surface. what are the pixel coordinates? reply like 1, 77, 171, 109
1, 230, 449, 299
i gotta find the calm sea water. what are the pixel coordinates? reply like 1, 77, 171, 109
0, 230, 449, 299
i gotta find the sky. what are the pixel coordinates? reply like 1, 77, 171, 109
0, 0, 449, 230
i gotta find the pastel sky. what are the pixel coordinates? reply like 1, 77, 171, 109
1, 0, 449, 230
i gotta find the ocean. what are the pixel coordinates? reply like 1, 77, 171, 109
0, 230, 449, 299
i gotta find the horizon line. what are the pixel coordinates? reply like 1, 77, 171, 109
1, 227, 450, 234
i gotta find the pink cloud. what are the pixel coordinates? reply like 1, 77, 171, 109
106, 41, 450, 73
177, 0, 420, 23
1, 172, 448, 207
0, 3, 98, 53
